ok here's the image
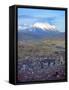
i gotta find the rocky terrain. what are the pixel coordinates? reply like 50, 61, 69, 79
17, 39, 65, 82
17, 56, 65, 82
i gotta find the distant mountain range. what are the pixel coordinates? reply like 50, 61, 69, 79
18, 22, 65, 41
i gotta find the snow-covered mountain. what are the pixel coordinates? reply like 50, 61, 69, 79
18, 22, 57, 32
32, 22, 56, 31
18, 22, 65, 41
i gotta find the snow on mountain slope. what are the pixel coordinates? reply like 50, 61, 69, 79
18, 22, 57, 32
32, 22, 56, 31
18, 22, 64, 41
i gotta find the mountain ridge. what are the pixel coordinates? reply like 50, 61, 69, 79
18, 27, 65, 41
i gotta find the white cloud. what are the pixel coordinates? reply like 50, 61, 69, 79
18, 24, 32, 30
18, 25, 28, 30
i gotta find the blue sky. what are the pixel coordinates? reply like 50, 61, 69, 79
18, 8, 65, 32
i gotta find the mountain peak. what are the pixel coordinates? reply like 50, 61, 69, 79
18, 22, 58, 32
32, 22, 56, 31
